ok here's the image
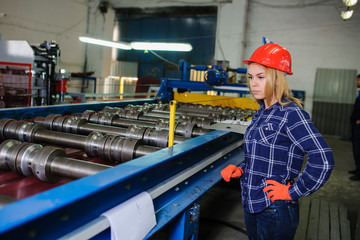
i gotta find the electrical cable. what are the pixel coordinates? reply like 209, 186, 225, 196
149, 50, 179, 67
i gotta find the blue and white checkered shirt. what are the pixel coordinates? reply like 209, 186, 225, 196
240, 100, 334, 213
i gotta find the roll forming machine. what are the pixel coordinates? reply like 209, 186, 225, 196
0, 61, 265, 240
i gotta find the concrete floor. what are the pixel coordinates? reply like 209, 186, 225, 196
198, 135, 360, 240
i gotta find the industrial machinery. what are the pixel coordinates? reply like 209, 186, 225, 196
0, 59, 304, 239
0, 40, 69, 107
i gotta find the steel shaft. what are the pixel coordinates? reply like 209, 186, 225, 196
86, 109, 212, 136
0, 119, 160, 163
102, 106, 214, 128
0, 139, 111, 182
35, 114, 189, 147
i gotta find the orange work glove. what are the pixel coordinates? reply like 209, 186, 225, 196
220, 164, 243, 182
263, 180, 292, 202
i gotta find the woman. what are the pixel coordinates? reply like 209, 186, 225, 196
221, 43, 334, 240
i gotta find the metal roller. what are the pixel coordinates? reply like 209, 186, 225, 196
119, 102, 256, 121
102, 106, 215, 128
83, 110, 157, 128
0, 139, 111, 182
172, 103, 257, 121
34, 114, 189, 147
85, 110, 206, 138
101, 106, 214, 129
0, 119, 160, 163
144, 109, 229, 122
124, 102, 231, 120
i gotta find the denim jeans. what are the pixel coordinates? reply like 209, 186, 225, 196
244, 200, 299, 240
352, 123, 360, 175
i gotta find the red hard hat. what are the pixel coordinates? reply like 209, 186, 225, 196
242, 43, 293, 75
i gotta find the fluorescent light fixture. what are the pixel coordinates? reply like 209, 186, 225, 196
341, 9, 354, 19
131, 42, 193, 52
79, 36, 131, 50
343, 0, 358, 6
79, 37, 193, 52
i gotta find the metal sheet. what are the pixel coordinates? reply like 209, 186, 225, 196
0, 41, 34, 67
312, 68, 357, 137
313, 68, 357, 104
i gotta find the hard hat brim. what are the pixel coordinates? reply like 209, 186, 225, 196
242, 60, 293, 75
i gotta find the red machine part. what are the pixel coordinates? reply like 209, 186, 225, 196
55, 78, 68, 93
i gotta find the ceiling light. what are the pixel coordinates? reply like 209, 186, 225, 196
131, 42, 193, 52
343, 0, 358, 6
341, 9, 354, 20
79, 37, 131, 50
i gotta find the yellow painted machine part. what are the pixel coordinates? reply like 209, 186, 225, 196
168, 100, 177, 147
173, 92, 259, 110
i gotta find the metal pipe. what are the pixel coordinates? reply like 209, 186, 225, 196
174, 136, 188, 144
50, 156, 110, 179
148, 109, 228, 122
82, 111, 188, 138
192, 127, 212, 137
112, 118, 156, 128
168, 100, 176, 147
35, 115, 189, 148
33, 130, 87, 149
0, 119, 160, 163
134, 145, 161, 157
0, 139, 112, 182
85, 110, 211, 136
78, 123, 127, 136
138, 114, 168, 122
101, 106, 216, 127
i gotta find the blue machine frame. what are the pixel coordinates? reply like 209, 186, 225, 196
0, 97, 245, 239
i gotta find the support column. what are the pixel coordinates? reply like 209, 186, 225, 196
84, 0, 115, 93
214, 0, 248, 68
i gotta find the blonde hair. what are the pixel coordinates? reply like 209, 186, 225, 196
247, 64, 302, 108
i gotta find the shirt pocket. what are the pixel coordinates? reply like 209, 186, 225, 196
258, 123, 280, 145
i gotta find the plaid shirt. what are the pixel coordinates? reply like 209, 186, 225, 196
240, 100, 334, 213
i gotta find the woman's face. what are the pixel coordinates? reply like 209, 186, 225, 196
248, 63, 267, 101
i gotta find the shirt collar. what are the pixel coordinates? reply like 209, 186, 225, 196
260, 98, 290, 111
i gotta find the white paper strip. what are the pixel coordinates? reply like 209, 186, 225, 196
101, 192, 156, 240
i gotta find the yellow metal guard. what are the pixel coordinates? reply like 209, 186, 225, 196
174, 92, 259, 110
168, 100, 177, 147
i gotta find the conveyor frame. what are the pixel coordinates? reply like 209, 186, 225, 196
0, 97, 245, 239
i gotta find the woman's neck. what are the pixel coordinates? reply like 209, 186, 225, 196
264, 97, 278, 109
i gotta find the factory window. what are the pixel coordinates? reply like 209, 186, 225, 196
115, 7, 217, 79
